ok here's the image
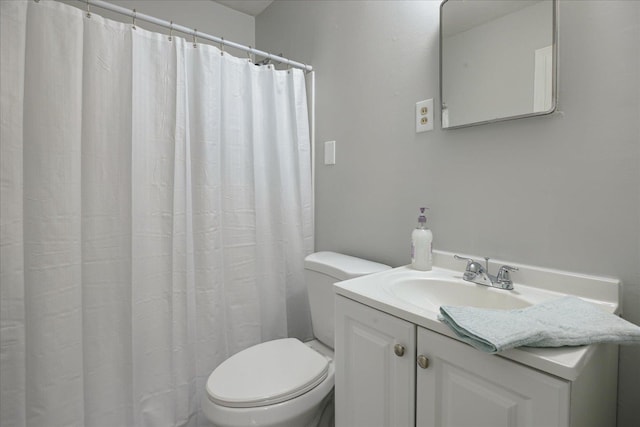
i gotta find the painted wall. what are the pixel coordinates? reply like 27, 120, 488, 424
62, 0, 255, 57
256, 1, 639, 426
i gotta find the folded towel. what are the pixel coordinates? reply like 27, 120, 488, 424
438, 296, 640, 353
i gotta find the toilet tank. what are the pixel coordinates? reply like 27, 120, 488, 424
304, 252, 391, 348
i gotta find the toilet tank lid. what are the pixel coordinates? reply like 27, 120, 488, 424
304, 251, 391, 281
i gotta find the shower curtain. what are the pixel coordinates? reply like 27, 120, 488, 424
0, 1, 313, 426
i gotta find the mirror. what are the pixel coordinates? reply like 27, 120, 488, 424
440, 0, 557, 129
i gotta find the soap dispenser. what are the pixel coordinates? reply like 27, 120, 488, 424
411, 207, 433, 271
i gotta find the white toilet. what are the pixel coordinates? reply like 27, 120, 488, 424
202, 251, 391, 427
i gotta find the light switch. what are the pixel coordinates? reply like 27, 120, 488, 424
324, 140, 336, 165
416, 99, 434, 133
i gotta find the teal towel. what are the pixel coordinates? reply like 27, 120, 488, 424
438, 296, 640, 353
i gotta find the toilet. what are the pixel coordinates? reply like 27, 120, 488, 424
202, 251, 391, 427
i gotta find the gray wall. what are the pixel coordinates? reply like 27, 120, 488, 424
256, 1, 639, 426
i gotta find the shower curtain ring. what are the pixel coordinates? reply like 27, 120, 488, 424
85, 0, 91, 18
247, 46, 253, 63
220, 37, 225, 56
168, 21, 173, 41
193, 30, 198, 48
132, 9, 137, 30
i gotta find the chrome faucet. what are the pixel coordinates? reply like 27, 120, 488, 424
454, 255, 518, 290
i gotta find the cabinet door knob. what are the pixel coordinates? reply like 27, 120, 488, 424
417, 354, 429, 369
394, 344, 406, 357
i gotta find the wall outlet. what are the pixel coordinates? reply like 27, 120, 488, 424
416, 99, 434, 133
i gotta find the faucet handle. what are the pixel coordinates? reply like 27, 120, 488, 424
454, 255, 485, 280
454, 254, 473, 264
454, 255, 476, 270
496, 265, 519, 287
498, 265, 518, 273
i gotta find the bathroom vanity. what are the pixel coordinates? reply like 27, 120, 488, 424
334, 251, 620, 427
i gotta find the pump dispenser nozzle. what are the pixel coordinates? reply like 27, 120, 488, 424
418, 207, 429, 225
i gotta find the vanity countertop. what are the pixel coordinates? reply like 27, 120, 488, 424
334, 250, 621, 381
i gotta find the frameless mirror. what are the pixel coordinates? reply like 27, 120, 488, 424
440, 0, 557, 129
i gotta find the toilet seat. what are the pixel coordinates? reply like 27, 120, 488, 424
206, 338, 329, 408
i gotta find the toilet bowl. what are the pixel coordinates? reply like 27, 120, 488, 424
202, 252, 390, 427
202, 339, 334, 427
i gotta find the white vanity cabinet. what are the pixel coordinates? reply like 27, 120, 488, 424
336, 294, 617, 427
416, 326, 569, 427
335, 295, 416, 427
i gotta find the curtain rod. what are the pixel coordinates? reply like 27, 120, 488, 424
61, 0, 313, 72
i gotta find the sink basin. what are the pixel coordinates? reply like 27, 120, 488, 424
385, 277, 531, 311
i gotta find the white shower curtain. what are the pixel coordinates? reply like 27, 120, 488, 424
0, 1, 313, 426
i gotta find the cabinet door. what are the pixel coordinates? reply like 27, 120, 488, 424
416, 327, 570, 427
335, 296, 416, 427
